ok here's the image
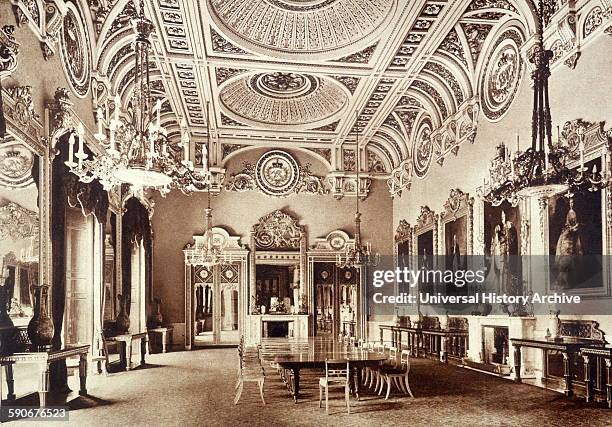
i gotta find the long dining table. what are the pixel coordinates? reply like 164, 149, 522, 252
266, 337, 388, 403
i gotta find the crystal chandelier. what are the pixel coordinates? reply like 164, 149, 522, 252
65, 0, 211, 196
479, 0, 609, 205
336, 117, 379, 269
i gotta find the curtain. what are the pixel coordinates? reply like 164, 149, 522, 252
121, 197, 152, 315
50, 135, 108, 392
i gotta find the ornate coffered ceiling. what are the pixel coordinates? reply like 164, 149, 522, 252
8, 0, 612, 197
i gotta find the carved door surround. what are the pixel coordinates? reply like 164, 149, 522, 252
183, 227, 247, 349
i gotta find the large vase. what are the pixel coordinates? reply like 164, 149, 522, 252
27, 285, 54, 350
115, 294, 130, 333
150, 298, 163, 327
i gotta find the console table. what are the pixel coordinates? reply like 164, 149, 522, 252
510, 338, 605, 396
148, 327, 173, 353
107, 332, 147, 371
581, 347, 612, 408
379, 323, 468, 363
0, 345, 90, 407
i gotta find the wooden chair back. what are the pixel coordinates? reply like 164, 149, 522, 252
325, 359, 350, 383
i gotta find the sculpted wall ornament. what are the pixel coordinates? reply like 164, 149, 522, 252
0, 201, 39, 241
412, 117, 433, 178
0, 142, 34, 188
310, 230, 353, 252
327, 172, 371, 200
395, 219, 412, 243
59, 3, 91, 97
252, 210, 304, 250
387, 160, 411, 197
480, 27, 524, 121
0, 25, 19, 78
2, 86, 44, 154
225, 150, 328, 197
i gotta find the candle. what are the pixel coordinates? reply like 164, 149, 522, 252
511, 156, 515, 179
67, 133, 75, 165
114, 94, 121, 121
96, 107, 103, 135
77, 124, 86, 168
516, 132, 520, 152
579, 140, 585, 170
109, 123, 116, 152
544, 141, 550, 171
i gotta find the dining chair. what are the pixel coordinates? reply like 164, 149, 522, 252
378, 349, 414, 400
234, 345, 266, 406
319, 359, 351, 415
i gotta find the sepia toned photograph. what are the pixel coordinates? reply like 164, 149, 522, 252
0, 0, 611, 425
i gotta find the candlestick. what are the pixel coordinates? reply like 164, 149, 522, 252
156, 99, 161, 129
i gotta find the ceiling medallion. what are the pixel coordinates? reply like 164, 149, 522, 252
253, 72, 317, 98
0, 143, 34, 188
480, 28, 524, 122
60, 4, 91, 98
219, 73, 347, 127
208, 0, 395, 59
255, 150, 300, 196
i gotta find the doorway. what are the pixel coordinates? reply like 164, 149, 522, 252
193, 263, 240, 345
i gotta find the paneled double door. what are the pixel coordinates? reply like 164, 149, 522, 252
193, 263, 241, 346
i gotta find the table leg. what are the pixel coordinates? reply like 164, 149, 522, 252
141, 337, 147, 366
162, 331, 167, 353
562, 353, 573, 397
292, 368, 300, 403
126, 340, 133, 371
38, 364, 50, 408
513, 345, 522, 383
5, 364, 15, 400
79, 353, 88, 396
583, 355, 591, 403
440, 336, 447, 363
353, 366, 360, 400
605, 359, 612, 409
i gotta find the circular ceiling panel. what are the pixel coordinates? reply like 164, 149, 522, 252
219, 72, 348, 128
208, 0, 395, 59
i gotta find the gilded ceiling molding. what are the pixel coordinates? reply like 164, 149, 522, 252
0, 25, 19, 78
219, 72, 348, 128
11, 0, 64, 61
333, 43, 378, 64
208, 0, 395, 60
353, 78, 396, 133
0, 201, 39, 241
387, 0, 445, 69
